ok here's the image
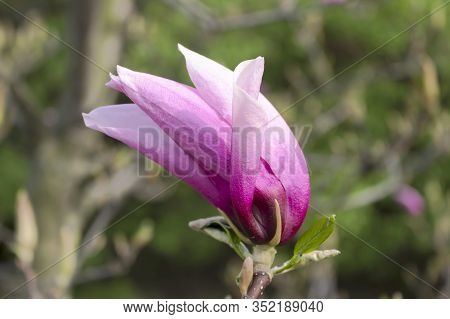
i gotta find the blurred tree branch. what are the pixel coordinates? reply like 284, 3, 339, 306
76, 219, 153, 285
74, 260, 129, 285
9, 82, 43, 150
163, 0, 298, 32
77, 201, 122, 265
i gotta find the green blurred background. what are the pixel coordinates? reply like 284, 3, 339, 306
0, 0, 449, 298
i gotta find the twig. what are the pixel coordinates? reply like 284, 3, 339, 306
74, 260, 127, 285
343, 177, 401, 210
163, 0, 298, 32
163, 0, 216, 30
78, 201, 121, 264
245, 271, 272, 299
217, 3, 298, 31
16, 261, 42, 298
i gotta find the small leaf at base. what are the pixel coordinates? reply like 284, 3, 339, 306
294, 215, 335, 256
273, 249, 341, 275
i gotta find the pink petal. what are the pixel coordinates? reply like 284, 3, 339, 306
230, 58, 268, 242
394, 185, 425, 216
109, 66, 232, 180
234, 57, 264, 99
82, 104, 231, 211
260, 95, 310, 243
178, 44, 233, 124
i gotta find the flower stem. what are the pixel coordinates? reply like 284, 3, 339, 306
242, 245, 276, 299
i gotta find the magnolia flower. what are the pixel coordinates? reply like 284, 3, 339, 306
83, 45, 310, 245
394, 185, 424, 216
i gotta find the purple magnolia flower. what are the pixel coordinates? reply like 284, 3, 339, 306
394, 185, 424, 216
83, 45, 310, 245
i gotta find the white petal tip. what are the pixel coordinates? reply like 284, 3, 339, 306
177, 43, 193, 58
105, 73, 122, 90
116, 65, 134, 77
250, 56, 264, 67
116, 65, 125, 73
82, 112, 94, 128
115, 65, 135, 89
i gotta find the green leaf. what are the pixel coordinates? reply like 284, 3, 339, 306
294, 215, 336, 256
270, 216, 337, 276
188, 216, 250, 259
